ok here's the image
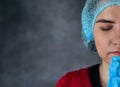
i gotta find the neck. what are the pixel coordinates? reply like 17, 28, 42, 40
99, 61, 109, 87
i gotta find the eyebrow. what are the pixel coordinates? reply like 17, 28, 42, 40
96, 19, 115, 23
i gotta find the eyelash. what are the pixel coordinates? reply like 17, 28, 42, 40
100, 26, 113, 31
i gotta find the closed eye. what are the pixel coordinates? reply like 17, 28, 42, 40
100, 26, 113, 31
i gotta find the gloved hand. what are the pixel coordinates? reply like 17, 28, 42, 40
108, 56, 120, 87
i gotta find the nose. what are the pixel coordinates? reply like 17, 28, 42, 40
112, 28, 120, 46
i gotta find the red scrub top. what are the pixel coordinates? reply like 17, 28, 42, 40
56, 64, 101, 87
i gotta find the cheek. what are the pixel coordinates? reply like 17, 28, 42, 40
94, 30, 109, 59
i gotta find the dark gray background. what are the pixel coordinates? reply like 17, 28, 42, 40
0, 0, 101, 87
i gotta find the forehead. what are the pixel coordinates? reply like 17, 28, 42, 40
96, 6, 120, 21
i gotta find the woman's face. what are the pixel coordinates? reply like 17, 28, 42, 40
94, 6, 120, 65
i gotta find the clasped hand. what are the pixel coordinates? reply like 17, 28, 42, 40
108, 56, 120, 87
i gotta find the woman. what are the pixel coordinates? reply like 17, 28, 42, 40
56, 0, 120, 87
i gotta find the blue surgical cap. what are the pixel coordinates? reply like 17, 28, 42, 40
81, 0, 120, 51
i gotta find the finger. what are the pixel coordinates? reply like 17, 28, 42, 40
108, 77, 120, 87
109, 56, 120, 77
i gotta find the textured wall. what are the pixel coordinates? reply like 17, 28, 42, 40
0, 0, 101, 87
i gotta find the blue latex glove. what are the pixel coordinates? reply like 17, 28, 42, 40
108, 56, 120, 87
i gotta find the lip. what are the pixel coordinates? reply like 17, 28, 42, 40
111, 51, 120, 56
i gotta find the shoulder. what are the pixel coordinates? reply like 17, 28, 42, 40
65, 68, 89, 79
56, 67, 90, 87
